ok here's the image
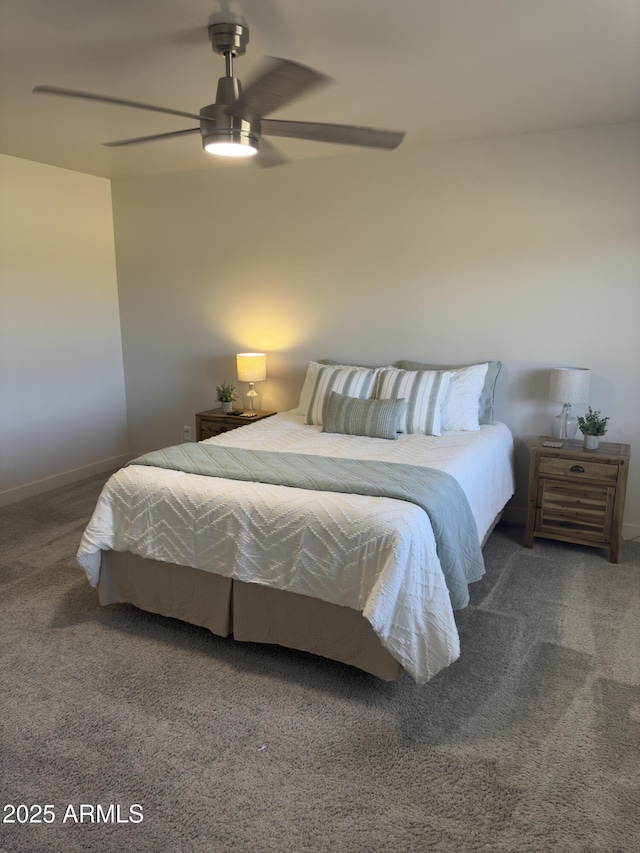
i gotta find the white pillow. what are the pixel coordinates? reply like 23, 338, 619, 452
375, 368, 451, 436
304, 364, 378, 425
441, 362, 489, 431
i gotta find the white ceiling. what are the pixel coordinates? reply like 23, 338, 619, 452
1, 0, 639, 179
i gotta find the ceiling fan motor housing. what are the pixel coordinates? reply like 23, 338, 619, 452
200, 76, 259, 154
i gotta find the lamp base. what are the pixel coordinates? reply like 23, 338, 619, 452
551, 403, 578, 440
243, 383, 262, 413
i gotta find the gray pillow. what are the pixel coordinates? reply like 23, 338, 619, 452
396, 360, 502, 424
322, 392, 407, 440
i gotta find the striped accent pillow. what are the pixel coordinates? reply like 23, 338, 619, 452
305, 365, 378, 425
323, 392, 407, 440
375, 368, 451, 435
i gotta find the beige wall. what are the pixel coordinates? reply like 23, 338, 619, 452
0, 154, 129, 503
111, 123, 640, 536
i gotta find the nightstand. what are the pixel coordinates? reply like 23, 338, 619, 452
195, 408, 276, 441
524, 436, 630, 563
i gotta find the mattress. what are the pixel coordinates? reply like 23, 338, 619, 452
77, 411, 515, 683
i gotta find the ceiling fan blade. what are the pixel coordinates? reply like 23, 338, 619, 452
226, 57, 332, 120
33, 85, 202, 122
254, 137, 289, 168
262, 119, 405, 150
103, 128, 201, 148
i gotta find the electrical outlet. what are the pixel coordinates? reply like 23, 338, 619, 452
181, 426, 192, 443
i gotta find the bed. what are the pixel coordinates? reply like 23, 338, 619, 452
77, 360, 515, 683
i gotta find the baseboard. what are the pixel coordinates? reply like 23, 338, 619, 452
622, 522, 640, 543
0, 454, 133, 507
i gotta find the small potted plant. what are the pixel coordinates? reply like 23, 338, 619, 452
216, 381, 237, 413
577, 407, 609, 450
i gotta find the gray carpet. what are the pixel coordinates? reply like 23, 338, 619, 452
1, 474, 639, 853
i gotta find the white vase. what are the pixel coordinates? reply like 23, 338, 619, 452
220, 401, 232, 413
583, 434, 600, 450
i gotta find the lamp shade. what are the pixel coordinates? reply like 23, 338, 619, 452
237, 353, 266, 383
548, 367, 590, 403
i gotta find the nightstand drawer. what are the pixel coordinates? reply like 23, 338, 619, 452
200, 423, 231, 438
195, 408, 277, 441
538, 457, 618, 483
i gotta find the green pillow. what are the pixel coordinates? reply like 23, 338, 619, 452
322, 392, 407, 440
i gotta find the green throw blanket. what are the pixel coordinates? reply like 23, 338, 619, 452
128, 444, 484, 609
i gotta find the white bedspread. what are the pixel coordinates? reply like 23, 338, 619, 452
77, 411, 514, 683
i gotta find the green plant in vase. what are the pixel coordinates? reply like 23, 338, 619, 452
216, 381, 237, 412
577, 407, 609, 449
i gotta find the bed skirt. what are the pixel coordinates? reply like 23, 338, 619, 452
98, 551, 404, 681
96, 511, 502, 682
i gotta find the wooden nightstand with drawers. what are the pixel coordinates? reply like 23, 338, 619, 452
196, 408, 276, 441
524, 436, 630, 563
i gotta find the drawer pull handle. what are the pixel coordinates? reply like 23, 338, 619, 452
570, 465, 585, 473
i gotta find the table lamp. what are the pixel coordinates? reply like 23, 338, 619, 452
548, 367, 590, 439
236, 352, 266, 412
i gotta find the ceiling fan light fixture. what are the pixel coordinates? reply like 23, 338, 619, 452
200, 99, 259, 157
203, 134, 258, 157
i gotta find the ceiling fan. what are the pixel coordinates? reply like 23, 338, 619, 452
33, 18, 405, 168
